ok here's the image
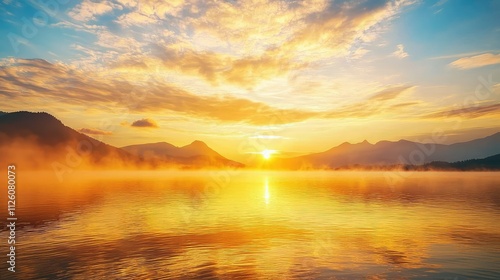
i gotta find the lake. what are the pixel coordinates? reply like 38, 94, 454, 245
1, 171, 500, 279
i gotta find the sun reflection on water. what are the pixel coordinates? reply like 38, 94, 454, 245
4, 171, 500, 279
264, 177, 270, 204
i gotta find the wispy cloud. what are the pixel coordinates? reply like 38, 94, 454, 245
350, 47, 371, 59
0, 58, 316, 125
432, 0, 449, 8
424, 103, 500, 119
428, 50, 498, 60
79, 128, 113, 135
392, 44, 409, 59
0, 59, 422, 125
431, 0, 448, 14
449, 53, 500, 70
326, 86, 415, 118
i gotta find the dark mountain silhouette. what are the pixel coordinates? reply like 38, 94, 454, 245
0, 111, 141, 169
271, 133, 500, 169
122, 141, 244, 168
331, 153, 500, 171
1, 110, 498, 171
0, 111, 243, 169
420, 153, 500, 171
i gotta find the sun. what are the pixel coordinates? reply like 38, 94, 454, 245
261, 149, 275, 160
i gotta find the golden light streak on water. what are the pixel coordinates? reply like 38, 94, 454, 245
264, 176, 270, 205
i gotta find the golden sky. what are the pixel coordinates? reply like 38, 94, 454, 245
0, 0, 499, 161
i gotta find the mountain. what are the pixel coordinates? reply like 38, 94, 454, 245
2, 110, 497, 171
421, 153, 500, 171
0, 111, 141, 169
272, 133, 500, 169
122, 141, 244, 168
428, 133, 500, 162
0, 111, 242, 170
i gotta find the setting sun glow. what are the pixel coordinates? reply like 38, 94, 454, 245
261, 150, 276, 160
0, 0, 499, 279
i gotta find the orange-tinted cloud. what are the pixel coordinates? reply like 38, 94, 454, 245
154, 47, 305, 87
0, 58, 316, 125
0, 59, 423, 125
79, 128, 113, 135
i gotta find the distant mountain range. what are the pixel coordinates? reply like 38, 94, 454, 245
1, 110, 499, 171
0, 111, 243, 169
331, 153, 500, 171
270, 132, 500, 169
419, 153, 500, 171
122, 141, 243, 168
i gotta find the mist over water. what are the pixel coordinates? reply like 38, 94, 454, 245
1, 171, 500, 279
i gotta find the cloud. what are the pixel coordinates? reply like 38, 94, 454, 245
56, 0, 416, 88
115, 11, 157, 26
428, 51, 496, 60
153, 46, 305, 87
325, 86, 415, 118
165, 0, 411, 86
387, 102, 420, 109
392, 44, 408, 59
275, 0, 413, 61
109, 58, 148, 70
432, 0, 449, 8
369, 86, 411, 101
350, 47, 370, 59
424, 103, 500, 119
79, 128, 113, 135
493, 83, 500, 95
431, 0, 448, 14
131, 118, 159, 128
0, 59, 422, 126
189, 0, 328, 52
131, 0, 185, 19
449, 53, 500, 70
0, 58, 317, 125
115, 0, 138, 8
69, 0, 123, 22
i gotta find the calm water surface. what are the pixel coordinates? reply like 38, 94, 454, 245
1, 171, 500, 279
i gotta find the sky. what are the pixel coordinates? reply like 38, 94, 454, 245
0, 0, 499, 162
